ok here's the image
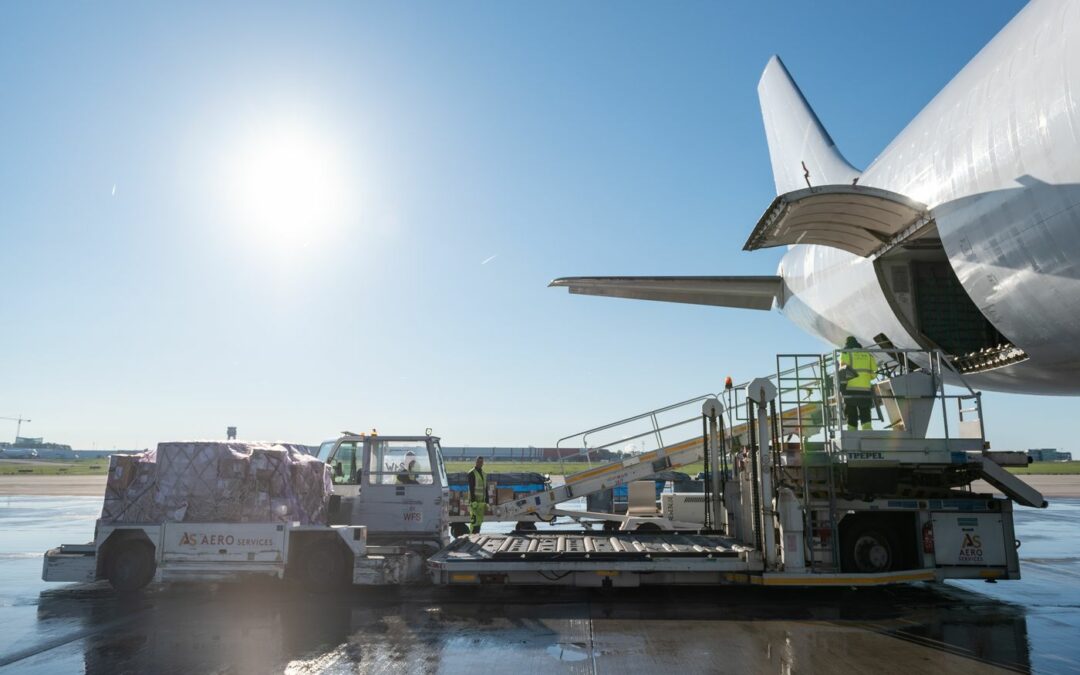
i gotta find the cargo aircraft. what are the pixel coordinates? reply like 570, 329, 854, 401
552, 1, 1080, 395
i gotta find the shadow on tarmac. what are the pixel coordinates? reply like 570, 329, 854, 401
21, 580, 1032, 674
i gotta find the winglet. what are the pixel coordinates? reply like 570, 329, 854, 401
758, 56, 861, 194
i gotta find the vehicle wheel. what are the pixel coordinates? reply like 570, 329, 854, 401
842, 528, 895, 573
299, 540, 347, 593
602, 521, 619, 533
450, 522, 469, 538
514, 521, 537, 532
634, 522, 662, 533
107, 540, 156, 592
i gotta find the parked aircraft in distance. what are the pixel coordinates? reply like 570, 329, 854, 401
0, 448, 39, 459
553, 1, 1080, 395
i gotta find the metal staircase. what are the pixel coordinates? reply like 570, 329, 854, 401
774, 354, 841, 571
494, 394, 723, 521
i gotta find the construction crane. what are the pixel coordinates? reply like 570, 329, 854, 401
0, 415, 31, 441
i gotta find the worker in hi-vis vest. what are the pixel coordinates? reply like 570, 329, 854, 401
840, 336, 877, 431
467, 457, 487, 534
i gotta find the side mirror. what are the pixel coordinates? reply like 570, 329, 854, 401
333, 462, 343, 477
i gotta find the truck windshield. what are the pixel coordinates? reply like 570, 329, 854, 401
317, 441, 337, 463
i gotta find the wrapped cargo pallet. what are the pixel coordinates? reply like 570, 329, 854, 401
101, 449, 160, 523
101, 441, 331, 525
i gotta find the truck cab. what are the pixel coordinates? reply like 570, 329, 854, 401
317, 434, 450, 545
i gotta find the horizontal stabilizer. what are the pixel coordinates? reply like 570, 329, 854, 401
548, 276, 782, 310
759, 56, 861, 194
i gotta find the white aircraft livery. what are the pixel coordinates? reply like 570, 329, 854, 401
552, 1, 1080, 395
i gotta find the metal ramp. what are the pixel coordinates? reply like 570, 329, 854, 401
494, 391, 819, 522
492, 393, 723, 522
978, 458, 1048, 508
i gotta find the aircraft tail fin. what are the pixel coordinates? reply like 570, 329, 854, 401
758, 56, 861, 194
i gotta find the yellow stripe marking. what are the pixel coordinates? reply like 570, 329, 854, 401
759, 571, 936, 586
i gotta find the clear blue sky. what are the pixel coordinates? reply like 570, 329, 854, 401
5, 1, 1063, 453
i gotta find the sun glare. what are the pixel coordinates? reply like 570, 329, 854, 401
223, 120, 349, 252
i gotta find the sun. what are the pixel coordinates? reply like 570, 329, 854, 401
223, 119, 349, 251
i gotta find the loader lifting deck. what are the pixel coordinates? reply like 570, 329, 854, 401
432, 348, 1045, 586
44, 348, 1046, 591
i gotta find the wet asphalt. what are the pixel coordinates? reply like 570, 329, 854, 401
0, 495, 1077, 674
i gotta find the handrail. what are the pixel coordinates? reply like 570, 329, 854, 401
556, 355, 840, 451
553, 347, 983, 478
588, 416, 700, 452
555, 393, 719, 449
554, 393, 720, 475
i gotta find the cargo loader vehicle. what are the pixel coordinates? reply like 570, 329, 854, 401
44, 348, 1046, 591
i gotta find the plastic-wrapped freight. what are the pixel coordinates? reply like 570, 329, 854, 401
100, 441, 331, 525
101, 450, 160, 523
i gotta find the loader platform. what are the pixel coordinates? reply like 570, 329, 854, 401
428, 531, 760, 586
441, 531, 747, 561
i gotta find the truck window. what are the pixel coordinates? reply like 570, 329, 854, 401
368, 440, 434, 485
333, 442, 359, 485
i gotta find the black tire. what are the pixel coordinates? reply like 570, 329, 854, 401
299, 540, 347, 593
107, 540, 156, 592
634, 522, 662, 533
842, 527, 896, 573
450, 522, 469, 538
514, 521, 537, 532
602, 521, 620, 533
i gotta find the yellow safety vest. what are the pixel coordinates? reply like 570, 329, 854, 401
841, 351, 876, 391
469, 467, 486, 503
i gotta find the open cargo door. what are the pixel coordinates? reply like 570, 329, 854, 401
744, 184, 931, 259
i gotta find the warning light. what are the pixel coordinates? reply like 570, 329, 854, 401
724, 376, 733, 390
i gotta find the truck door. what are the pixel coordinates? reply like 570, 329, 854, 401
321, 439, 362, 525
355, 437, 445, 537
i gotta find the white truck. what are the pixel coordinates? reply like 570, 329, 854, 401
44, 435, 449, 591
44, 348, 1046, 591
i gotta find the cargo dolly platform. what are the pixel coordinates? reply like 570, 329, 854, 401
428, 531, 759, 587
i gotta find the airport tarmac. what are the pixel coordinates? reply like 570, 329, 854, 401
0, 495, 1078, 674
3, 473, 1080, 498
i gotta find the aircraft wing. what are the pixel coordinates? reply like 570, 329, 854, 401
548, 276, 782, 310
